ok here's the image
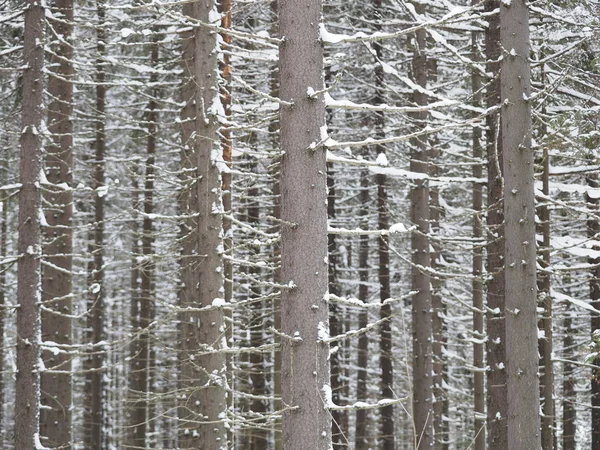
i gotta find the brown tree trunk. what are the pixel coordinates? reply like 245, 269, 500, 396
410, 16, 433, 450
501, 0, 541, 447
15, 1, 44, 447
355, 167, 370, 450
586, 172, 600, 449
484, 2, 507, 448
0, 151, 7, 448
562, 301, 576, 450
84, 3, 106, 448
178, 1, 227, 448
278, 0, 330, 447
127, 32, 159, 448
471, 19, 485, 450
40, 0, 74, 447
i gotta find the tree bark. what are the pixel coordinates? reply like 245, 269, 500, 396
40, 0, 74, 447
15, 1, 44, 448
84, 3, 106, 448
179, 1, 228, 448
0, 150, 7, 449
485, 2, 508, 448
278, 0, 331, 447
471, 18, 485, 450
500, 0, 541, 447
562, 301, 576, 450
410, 16, 434, 450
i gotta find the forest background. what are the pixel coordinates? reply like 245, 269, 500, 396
1, 0, 600, 449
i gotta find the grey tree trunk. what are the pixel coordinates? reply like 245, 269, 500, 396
562, 301, 576, 450
40, 0, 74, 447
586, 172, 600, 449
179, 1, 227, 448
355, 167, 370, 450
500, 0, 541, 447
278, 0, 331, 448
0, 151, 7, 448
84, 3, 106, 447
484, 2, 508, 448
410, 18, 434, 450
471, 19, 485, 450
15, 1, 44, 448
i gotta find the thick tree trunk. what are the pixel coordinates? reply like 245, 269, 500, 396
15, 1, 44, 448
84, 3, 106, 448
40, 1, 74, 447
500, 0, 541, 447
471, 20, 485, 450
484, 2, 508, 448
179, 1, 228, 448
410, 19, 434, 450
278, 0, 331, 448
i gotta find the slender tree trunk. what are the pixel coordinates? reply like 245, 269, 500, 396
328, 161, 345, 449
278, 0, 330, 448
128, 33, 159, 448
84, 3, 106, 448
179, 1, 227, 447
15, 1, 44, 447
562, 301, 576, 450
586, 172, 600, 449
40, 0, 74, 447
0, 152, 7, 448
485, 2, 508, 448
410, 16, 433, 450
471, 20, 485, 450
355, 167, 370, 450
370, 3, 395, 447
501, 0, 541, 447
538, 148, 553, 450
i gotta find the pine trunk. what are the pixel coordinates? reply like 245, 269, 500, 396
278, 0, 331, 447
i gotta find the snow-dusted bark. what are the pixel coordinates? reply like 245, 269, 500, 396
501, 0, 541, 447
40, 1, 74, 447
278, 0, 331, 448
15, 1, 44, 448
178, 1, 228, 448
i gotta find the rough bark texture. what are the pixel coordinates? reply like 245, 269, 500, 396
15, 1, 44, 448
410, 20, 434, 450
471, 20, 485, 450
84, 3, 106, 448
587, 173, 600, 450
278, 0, 331, 448
179, 1, 227, 448
0, 153, 7, 448
500, 0, 541, 447
40, 0, 74, 447
355, 167, 370, 450
485, 2, 508, 448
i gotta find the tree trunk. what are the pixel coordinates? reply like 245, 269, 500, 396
278, 0, 330, 447
410, 17, 434, 450
586, 172, 600, 449
484, 2, 508, 448
84, 3, 106, 447
500, 0, 541, 447
15, 1, 44, 447
471, 19, 485, 450
562, 301, 576, 450
179, 1, 228, 447
355, 167, 370, 450
40, 0, 74, 447
0, 151, 7, 448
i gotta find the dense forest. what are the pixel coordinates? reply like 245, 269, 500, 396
0, 0, 599, 449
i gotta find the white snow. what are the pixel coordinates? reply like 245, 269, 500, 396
212, 298, 226, 307
375, 153, 388, 166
